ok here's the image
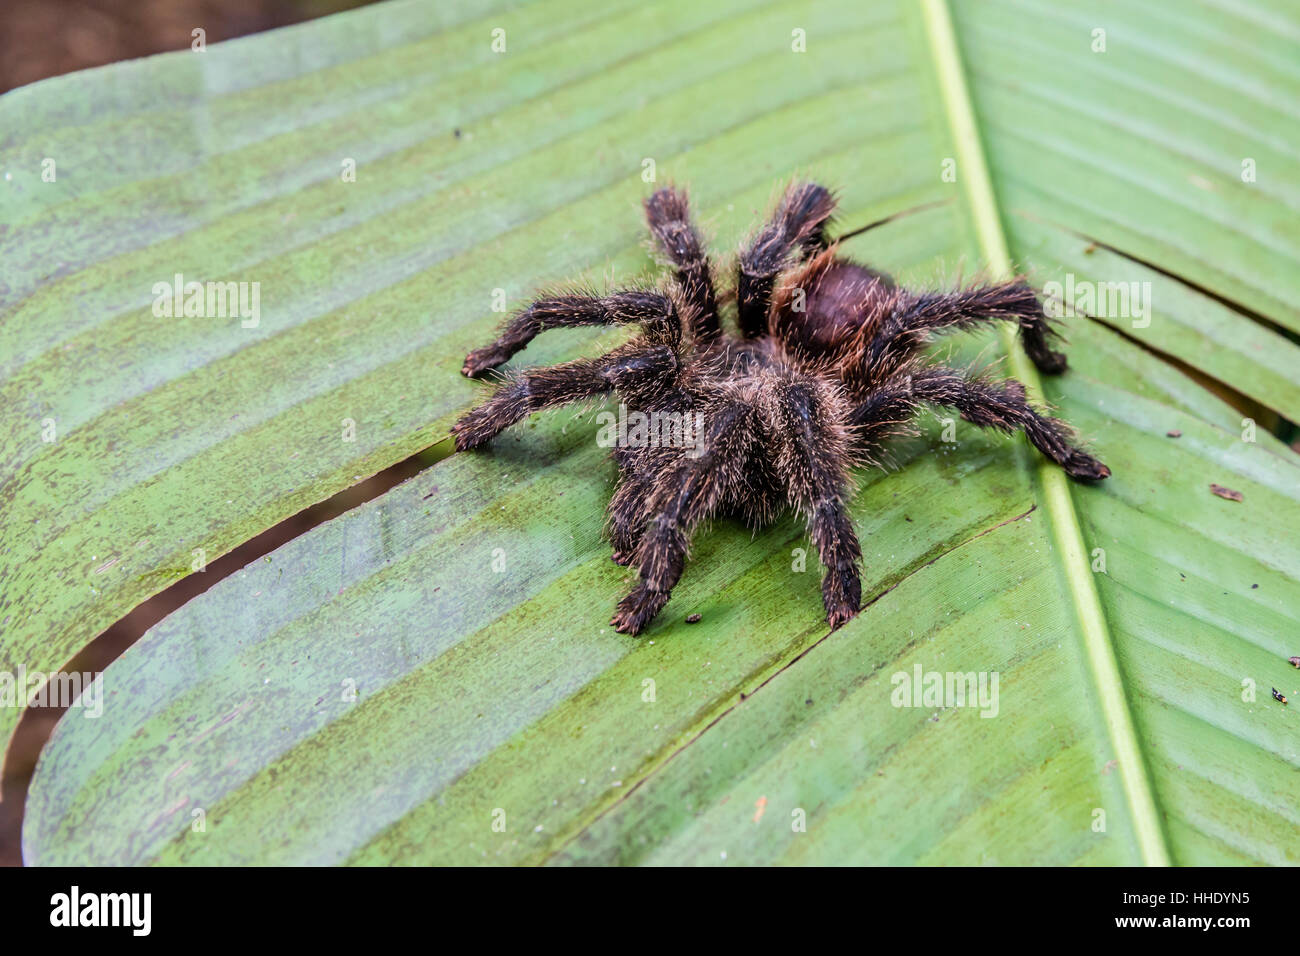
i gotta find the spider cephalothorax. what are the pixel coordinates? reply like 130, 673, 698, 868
452, 182, 1109, 635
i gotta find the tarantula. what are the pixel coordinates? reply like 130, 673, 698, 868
451, 181, 1109, 635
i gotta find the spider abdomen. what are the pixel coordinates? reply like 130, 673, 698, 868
770, 251, 896, 355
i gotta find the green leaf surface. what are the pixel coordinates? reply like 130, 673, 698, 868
10, 0, 1300, 865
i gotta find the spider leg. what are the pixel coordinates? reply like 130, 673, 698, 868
862, 281, 1068, 382
611, 402, 754, 635
451, 341, 679, 451
850, 367, 1110, 481
737, 181, 837, 338
608, 383, 707, 565
644, 186, 720, 344
461, 289, 682, 378
607, 452, 653, 564
765, 376, 862, 629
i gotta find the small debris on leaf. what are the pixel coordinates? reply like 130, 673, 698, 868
685, 613, 702, 624
1209, 483, 1243, 502
1272, 687, 1288, 705
1166, 429, 1182, 438
1289, 656, 1300, 669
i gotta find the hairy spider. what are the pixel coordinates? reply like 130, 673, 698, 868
451, 182, 1109, 635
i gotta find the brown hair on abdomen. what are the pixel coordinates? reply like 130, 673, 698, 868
770, 247, 897, 354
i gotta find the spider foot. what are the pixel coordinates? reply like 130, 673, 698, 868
644, 185, 690, 225
1063, 450, 1110, 482
826, 605, 859, 630
462, 345, 511, 378
823, 569, 861, 630
610, 548, 635, 566
611, 585, 670, 635
450, 408, 499, 451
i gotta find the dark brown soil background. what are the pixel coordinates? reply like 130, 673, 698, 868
1, 0, 374, 93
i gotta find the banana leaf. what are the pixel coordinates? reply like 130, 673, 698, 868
5, 0, 1298, 865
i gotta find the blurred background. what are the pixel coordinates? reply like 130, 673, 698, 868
1, 0, 377, 93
